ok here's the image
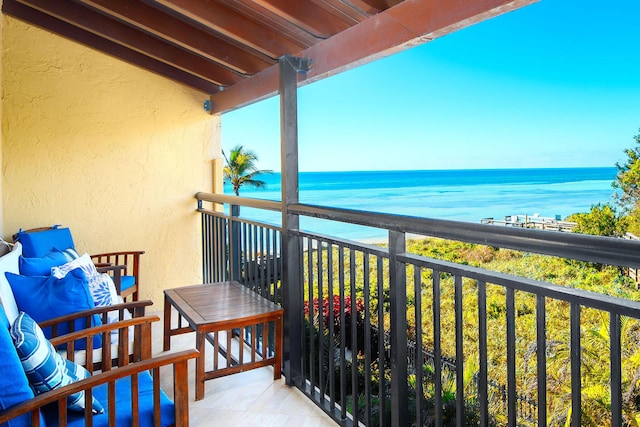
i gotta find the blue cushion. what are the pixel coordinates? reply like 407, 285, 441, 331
0, 307, 37, 427
121, 275, 136, 292
11, 312, 104, 414
6, 269, 102, 350
42, 372, 175, 427
19, 250, 69, 276
15, 227, 75, 258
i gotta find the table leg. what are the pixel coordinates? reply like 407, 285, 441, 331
195, 329, 205, 401
163, 294, 172, 352
274, 314, 282, 380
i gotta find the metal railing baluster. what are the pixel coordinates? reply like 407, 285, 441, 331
433, 270, 443, 427
536, 294, 547, 427
506, 287, 516, 427
414, 266, 424, 427
571, 303, 581, 427
611, 312, 622, 426
454, 274, 464, 427
478, 280, 489, 426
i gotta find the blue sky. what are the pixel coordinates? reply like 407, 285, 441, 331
222, 0, 640, 172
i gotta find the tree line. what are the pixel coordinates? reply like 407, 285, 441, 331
569, 128, 640, 237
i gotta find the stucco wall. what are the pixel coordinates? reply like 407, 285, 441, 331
1, 16, 220, 304
0, 1, 4, 239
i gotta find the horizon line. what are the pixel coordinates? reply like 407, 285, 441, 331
259, 166, 618, 174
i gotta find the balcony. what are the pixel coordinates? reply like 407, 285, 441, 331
194, 191, 640, 427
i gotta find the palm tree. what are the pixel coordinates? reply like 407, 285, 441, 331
222, 145, 272, 196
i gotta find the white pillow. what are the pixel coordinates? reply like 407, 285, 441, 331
0, 242, 22, 324
87, 273, 119, 311
51, 253, 98, 279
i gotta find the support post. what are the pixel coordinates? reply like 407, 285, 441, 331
389, 230, 408, 426
279, 55, 311, 386
229, 204, 241, 281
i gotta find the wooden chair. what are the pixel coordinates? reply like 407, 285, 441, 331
41, 299, 155, 370
90, 251, 144, 301
0, 305, 198, 427
13, 226, 144, 301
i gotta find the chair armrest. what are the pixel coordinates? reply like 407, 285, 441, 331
49, 315, 160, 368
39, 300, 154, 339
0, 349, 198, 427
94, 262, 114, 268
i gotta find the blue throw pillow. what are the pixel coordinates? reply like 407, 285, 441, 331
15, 226, 75, 258
19, 250, 69, 276
6, 268, 103, 350
10, 311, 104, 414
0, 307, 37, 427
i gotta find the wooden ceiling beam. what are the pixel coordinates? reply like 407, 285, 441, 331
209, 0, 538, 114
309, 0, 368, 24
222, 0, 321, 47
2, 0, 221, 93
350, 0, 404, 14
252, 0, 353, 37
149, 0, 308, 59
76, 0, 273, 75
15, 0, 244, 87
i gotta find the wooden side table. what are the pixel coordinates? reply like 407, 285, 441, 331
163, 281, 283, 400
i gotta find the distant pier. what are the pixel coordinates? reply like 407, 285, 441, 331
480, 214, 577, 232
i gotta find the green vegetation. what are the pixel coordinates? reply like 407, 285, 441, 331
302, 239, 640, 426
614, 128, 640, 222
404, 239, 640, 426
567, 203, 627, 237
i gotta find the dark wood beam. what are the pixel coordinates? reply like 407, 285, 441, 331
77, 0, 273, 75
149, 0, 308, 59
16, 0, 244, 86
2, 0, 220, 93
209, 0, 538, 114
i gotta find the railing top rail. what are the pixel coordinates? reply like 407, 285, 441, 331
196, 192, 282, 212
289, 203, 640, 268
195, 192, 640, 268
401, 251, 640, 317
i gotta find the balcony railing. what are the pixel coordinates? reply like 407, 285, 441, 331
196, 192, 640, 427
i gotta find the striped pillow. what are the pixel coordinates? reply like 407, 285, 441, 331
10, 311, 104, 414
58, 247, 81, 262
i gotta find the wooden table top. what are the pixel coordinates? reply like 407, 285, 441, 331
164, 281, 283, 327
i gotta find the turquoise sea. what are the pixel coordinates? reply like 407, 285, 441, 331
226, 167, 618, 241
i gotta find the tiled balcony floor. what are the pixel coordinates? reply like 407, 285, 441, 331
150, 310, 337, 427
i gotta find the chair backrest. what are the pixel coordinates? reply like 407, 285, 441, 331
14, 226, 75, 258
13, 226, 143, 302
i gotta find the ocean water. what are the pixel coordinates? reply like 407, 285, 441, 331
226, 167, 618, 241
